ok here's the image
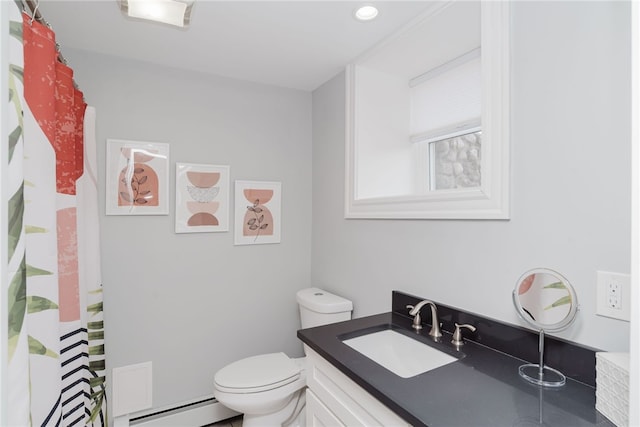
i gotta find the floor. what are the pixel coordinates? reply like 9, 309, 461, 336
207, 415, 243, 427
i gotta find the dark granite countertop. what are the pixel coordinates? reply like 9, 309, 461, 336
298, 310, 614, 427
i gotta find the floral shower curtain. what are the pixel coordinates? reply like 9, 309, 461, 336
7, 2, 106, 425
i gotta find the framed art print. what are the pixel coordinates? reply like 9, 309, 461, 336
105, 139, 170, 215
234, 180, 281, 245
175, 163, 230, 233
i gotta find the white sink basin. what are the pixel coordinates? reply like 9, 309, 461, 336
342, 329, 458, 378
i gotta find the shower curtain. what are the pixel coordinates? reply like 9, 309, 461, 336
7, 2, 107, 425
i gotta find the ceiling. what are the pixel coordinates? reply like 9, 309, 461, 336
37, 0, 433, 91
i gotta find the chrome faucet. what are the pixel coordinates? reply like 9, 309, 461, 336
451, 323, 476, 347
406, 300, 442, 338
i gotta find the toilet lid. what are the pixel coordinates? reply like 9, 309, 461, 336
214, 352, 301, 393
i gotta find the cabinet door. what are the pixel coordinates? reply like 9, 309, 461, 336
305, 347, 410, 427
306, 389, 346, 427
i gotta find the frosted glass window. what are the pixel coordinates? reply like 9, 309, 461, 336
410, 52, 481, 143
429, 130, 482, 190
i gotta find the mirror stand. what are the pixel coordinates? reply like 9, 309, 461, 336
518, 329, 566, 387
513, 268, 578, 388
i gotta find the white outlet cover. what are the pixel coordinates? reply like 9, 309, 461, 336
596, 271, 631, 321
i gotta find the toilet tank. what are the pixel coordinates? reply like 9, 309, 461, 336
297, 287, 353, 329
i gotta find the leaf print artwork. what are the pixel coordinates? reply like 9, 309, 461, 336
246, 199, 270, 241
235, 181, 281, 245
242, 190, 274, 241
118, 156, 160, 207
107, 140, 170, 215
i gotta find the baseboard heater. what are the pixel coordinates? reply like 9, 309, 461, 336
130, 396, 239, 427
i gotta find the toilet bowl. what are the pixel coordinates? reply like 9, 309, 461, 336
214, 353, 306, 427
213, 288, 353, 427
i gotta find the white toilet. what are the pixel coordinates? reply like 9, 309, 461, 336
213, 287, 353, 427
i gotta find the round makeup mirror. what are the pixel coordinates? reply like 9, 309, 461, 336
512, 268, 578, 387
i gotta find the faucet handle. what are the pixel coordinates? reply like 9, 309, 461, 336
451, 323, 476, 347
406, 305, 423, 330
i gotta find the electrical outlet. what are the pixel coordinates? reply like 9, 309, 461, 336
596, 271, 630, 321
607, 282, 621, 309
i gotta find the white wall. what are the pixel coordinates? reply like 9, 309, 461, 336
630, 2, 640, 423
64, 49, 312, 411
311, 1, 631, 352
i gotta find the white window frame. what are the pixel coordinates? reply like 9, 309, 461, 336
345, 1, 510, 220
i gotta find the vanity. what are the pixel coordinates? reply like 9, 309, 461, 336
297, 291, 615, 427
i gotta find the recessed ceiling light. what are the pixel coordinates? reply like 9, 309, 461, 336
354, 5, 379, 22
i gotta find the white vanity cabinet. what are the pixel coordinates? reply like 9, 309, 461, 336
304, 346, 411, 427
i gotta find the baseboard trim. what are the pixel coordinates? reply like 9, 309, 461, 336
129, 396, 239, 427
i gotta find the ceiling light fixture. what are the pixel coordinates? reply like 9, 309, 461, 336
118, 0, 195, 28
354, 5, 379, 22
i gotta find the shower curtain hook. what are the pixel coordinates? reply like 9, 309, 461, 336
29, 0, 39, 25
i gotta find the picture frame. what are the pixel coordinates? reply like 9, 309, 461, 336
105, 139, 170, 215
175, 163, 230, 233
234, 180, 281, 245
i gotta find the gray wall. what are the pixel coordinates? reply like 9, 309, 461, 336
66, 50, 312, 410
311, 0, 631, 353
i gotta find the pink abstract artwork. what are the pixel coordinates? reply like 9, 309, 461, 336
175, 164, 229, 233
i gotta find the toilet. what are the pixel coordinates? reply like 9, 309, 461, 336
213, 287, 353, 427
